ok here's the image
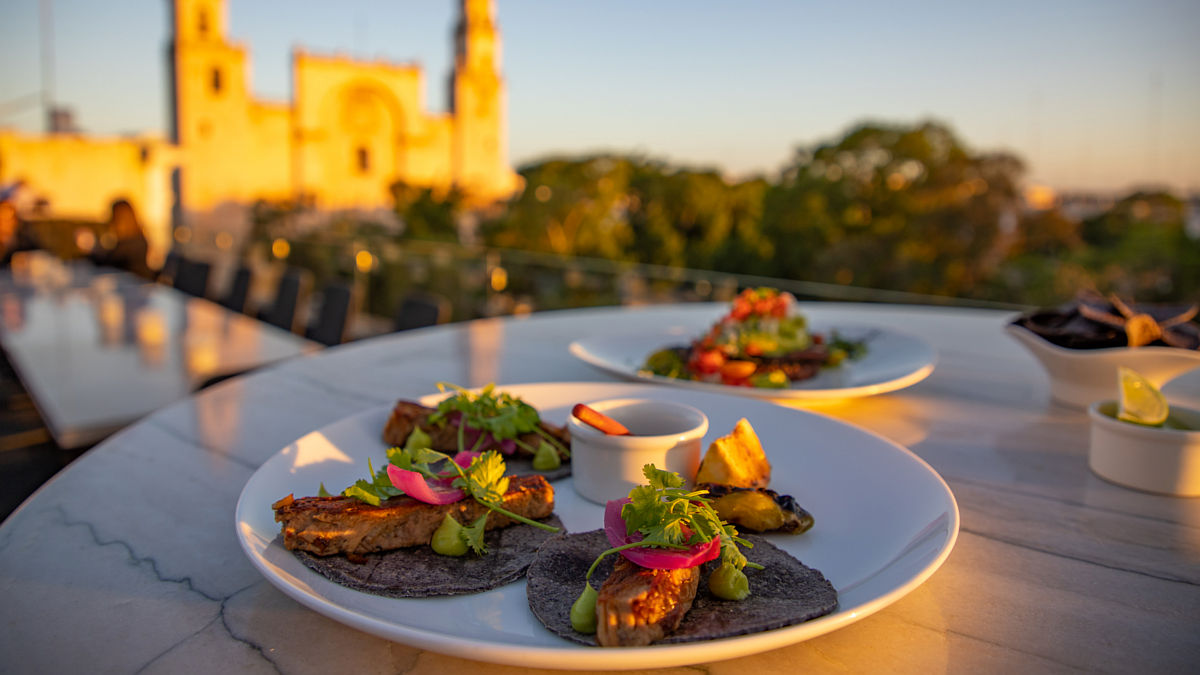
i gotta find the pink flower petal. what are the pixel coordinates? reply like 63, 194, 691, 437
604, 498, 720, 569
387, 464, 465, 505
451, 450, 480, 469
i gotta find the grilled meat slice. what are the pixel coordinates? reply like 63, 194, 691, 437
273, 474, 554, 557
381, 399, 570, 459
754, 347, 827, 382
595, 557, 701, 647
382, 400, 460, 449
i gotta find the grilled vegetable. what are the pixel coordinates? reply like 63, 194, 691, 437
700, 483, 814, 534
694, 418, 771, 488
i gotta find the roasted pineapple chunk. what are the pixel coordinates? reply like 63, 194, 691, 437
695, 418, 771, 488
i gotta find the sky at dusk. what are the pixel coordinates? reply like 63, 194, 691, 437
1, 0, 1198, 194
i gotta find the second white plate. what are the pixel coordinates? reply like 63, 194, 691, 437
570, 324, 937, 400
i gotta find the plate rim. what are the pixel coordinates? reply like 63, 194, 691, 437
235, 381, 959, 670
568, 323, 938, 400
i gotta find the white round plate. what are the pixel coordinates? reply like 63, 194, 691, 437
569, 324, 937, 400
236, 382, 959, 670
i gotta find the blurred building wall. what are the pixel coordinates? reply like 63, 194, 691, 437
0, 132, 175, 263
0, 0, 519, 266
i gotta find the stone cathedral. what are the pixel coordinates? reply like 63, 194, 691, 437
0, 0, 519, 260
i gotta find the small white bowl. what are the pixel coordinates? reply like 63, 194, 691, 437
567, 398, 708, 505
1087, 400, 1200, 496
1006, 323, 1200, 409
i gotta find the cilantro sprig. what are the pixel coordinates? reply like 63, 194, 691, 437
429, 382, 571, 459
330, 428, 433, 506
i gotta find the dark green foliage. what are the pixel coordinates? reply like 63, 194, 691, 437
242, 121, 1199, 317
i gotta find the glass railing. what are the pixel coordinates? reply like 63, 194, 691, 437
181, 236, 1030, 341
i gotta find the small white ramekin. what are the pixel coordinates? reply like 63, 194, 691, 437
1087, 400, 1200, 497
567, 398, 708, 505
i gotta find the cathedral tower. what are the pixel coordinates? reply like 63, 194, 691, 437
450, 0, 517, 201
168, 0, 291, 213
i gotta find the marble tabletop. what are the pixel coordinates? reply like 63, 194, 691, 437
0, 263, 319, 448
1, 302, 1197, 673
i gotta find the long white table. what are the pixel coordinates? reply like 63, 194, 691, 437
0, 261, 320, 448
0, 302, 1197, 672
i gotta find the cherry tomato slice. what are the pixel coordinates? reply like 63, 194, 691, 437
690, 349, 725, 374
721, 360, 757, 380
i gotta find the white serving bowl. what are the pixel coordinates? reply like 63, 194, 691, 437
1087, 400, 1200, 496
1005, 323, 1200, 409
567, 398, 708, 505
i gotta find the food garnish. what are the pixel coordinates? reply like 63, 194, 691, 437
640, 287, 869, 388
431, 382, 572, 458
383, 444, 559, 554
1116, 366, 1169, 427
695, 418, 814, 535
571, 403, 632, 436
568, 465, 761, 642
382, 385, 572, 479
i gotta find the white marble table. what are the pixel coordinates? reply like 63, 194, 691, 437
1, 303, 1197, 673
0, 264, 320, 448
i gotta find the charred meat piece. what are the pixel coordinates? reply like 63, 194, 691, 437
273, 474, 554, 557
753, 347, 828, 382
700, 483, 814, 534
382, 400, 570, 459
595, 557, 700, 647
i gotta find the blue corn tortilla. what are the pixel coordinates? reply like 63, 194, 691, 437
525, 529, 838, 645
292, 515, 564, 598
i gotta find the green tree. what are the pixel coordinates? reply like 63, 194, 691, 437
392, 182, 463, 242
762, 121, 1026, 297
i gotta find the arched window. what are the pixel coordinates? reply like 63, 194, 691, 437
211, 67, 222, 94
356, 147, 370, 173
198, 9, 209, 36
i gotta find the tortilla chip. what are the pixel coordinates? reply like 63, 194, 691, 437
526, 529, 837, 645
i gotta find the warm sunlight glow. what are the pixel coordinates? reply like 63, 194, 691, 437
355, 249, 375, 273
73, 228, 96, 253
490, 266, 508, 292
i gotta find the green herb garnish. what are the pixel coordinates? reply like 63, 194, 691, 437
828, 330, 870, 362
329, 435, 561, 555
429, 382, 570, 459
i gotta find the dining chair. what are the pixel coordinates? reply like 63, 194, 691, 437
257, 268, 311, 333
172, 258, 211, 299
157, 250, 182, 285
0, 354, 51, 453
305, 280, 355, 347
392, 291, 451, 332
218, 265, 252, 314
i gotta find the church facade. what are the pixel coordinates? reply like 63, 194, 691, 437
0, 0, 518, 261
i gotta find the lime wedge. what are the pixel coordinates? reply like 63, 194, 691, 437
1116, 367, 1168, 427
